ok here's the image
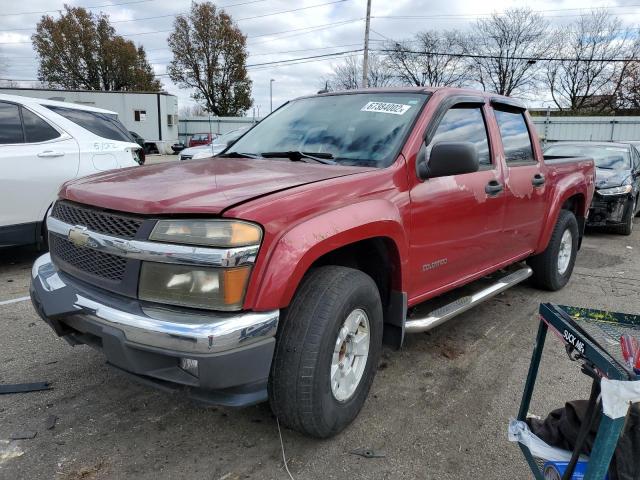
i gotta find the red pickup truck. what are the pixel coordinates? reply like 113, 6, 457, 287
31, 87, 594, 438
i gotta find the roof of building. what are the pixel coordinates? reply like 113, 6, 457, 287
0, 87, 175, 96
0, 92, 117, 114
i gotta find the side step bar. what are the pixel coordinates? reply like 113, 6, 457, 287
404, 266, 532, 333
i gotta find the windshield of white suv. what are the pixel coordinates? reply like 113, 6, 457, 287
545, 144, 632, 170
225, 93, 428, 168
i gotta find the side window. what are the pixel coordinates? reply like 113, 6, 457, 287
21, 107, 60, 143
46, 105, 131, 142
0, 102, 24, 144
428, 106, 491, 167
633, 147, 640, 170
134, 110, 146, 122
494, 109, 535, 165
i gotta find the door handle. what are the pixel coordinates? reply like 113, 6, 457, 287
37, 150, 65, 158
485, 180, 504, 195
532, 173, 545, 187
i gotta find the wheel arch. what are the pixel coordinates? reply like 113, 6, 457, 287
536, 186, 587, 254
247, 200, 408, 347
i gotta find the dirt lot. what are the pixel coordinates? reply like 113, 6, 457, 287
1, 222, 638, 479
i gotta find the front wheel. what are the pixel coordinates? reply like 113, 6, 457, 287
268, 266, 383, 438
613, 197, 636, 235
527, 209, 579, 291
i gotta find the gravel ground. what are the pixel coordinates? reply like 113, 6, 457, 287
0, 221, 638, 480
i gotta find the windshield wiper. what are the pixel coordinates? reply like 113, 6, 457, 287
218, 151, 260, 158
260, 151, 336, 165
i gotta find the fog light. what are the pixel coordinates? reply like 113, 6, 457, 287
179, 358, 199, 377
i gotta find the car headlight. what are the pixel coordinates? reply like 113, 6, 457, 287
597, 185, 632, 196
150, 220, 262, 247
139, 262, 251, 311
142, 220, 262, 310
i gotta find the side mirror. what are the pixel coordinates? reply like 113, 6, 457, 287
418, 142, 480, 180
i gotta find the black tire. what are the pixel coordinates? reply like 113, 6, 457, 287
613, 197, 636, 235
268, 266, 383, 439
527, 209, 579, 291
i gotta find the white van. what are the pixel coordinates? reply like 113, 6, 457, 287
0, 93, 141, 247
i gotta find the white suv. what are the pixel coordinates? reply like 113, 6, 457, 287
0, 93, 141, 248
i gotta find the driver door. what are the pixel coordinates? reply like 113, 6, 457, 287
408, 100, 507, 303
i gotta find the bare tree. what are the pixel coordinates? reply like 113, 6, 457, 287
323, 54, 394, 91
619, 57, 640, 109
465, 8, 552, 97
546, 10, 637, 112
383, 30, 470, 87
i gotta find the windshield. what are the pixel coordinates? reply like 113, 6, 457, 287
226, 93, 428, 168
545, 144, 631, 170
215, 128, 247, 145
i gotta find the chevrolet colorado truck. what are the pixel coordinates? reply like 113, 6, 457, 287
31, 87, 595, 438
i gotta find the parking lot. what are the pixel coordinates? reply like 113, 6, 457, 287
0, 220, 637, 479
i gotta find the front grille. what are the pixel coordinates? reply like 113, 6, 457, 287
50, 235, 127, 282
52, 201, 142, 239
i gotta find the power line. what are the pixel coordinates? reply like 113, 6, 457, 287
246, 49, 363, 68
0, 0, 155, 17
371, 4, 640, 21
0, 0, 351, 43
0, 0, 273, 32
373, 48, 640, 63
117, 0, 351, 38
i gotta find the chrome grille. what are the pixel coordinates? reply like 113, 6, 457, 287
50, 235, 127, 282
52, 201, 142, 239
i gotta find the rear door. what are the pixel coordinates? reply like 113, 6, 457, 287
408, 98, 507, 302
0, 101, 79, 230
491, 104, 547, 258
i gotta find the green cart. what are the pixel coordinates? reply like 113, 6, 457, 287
515, 303, 640, 479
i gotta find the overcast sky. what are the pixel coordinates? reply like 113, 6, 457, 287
1, 0, 640, 115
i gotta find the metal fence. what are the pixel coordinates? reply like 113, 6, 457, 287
178, 114, 640, 146
178, 116, 260, 144
531, 116, 640, 144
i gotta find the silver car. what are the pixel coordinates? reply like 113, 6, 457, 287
179, 127, 250, 161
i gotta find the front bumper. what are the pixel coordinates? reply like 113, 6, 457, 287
30, 253, 279, 406
587, 193, 631, 226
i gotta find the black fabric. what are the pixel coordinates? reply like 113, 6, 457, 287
527, 401, 640, 480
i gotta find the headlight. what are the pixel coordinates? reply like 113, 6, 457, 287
597, 185, 632, 196
150, 220, 262, 247
139, 262, 251, 311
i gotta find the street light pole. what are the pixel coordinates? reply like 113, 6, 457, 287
361, 0, 372, 88
270, 79, 275, 113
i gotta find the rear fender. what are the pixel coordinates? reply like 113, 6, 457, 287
536, 174, 589, 253
250, 199, 408, 311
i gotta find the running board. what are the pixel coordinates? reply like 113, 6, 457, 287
404, 266, 533, 333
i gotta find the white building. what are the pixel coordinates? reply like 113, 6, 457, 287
0, 87, 178, 151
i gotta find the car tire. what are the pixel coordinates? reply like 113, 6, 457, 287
268, 265, 383, 439
613, 197, 636, 236
527, 209, 579, 291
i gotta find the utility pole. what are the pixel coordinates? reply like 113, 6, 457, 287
270, 79, 275, 113
361, 0, 372, 89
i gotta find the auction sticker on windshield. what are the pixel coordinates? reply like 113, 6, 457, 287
361, 102, 411, 115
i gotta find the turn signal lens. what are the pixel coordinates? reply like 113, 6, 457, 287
223, 267, 251, 306
139, 262, 252, 311
150, 220, 262, 247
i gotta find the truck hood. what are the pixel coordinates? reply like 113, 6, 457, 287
595, 167, 631, 189
60, 158, 374, 215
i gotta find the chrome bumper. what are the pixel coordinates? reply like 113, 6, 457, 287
31, 253, 279, 355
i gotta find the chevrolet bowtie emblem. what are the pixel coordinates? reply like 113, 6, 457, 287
68, 226, 90, 247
